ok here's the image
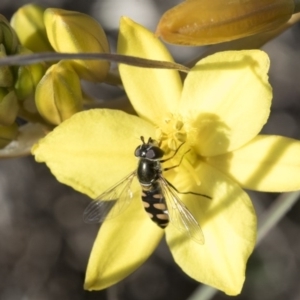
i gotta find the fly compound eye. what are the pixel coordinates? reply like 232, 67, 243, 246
146, 146, 165, 160
145, 149, 156, 159
135, 137, 164, 159
134, 146, 141, 157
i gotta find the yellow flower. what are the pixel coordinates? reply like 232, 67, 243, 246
32, 18, 300, 295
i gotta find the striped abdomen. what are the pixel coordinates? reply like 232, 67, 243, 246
141, 181, 169, 228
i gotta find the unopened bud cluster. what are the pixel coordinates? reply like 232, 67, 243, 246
0, 4, 110, 148
11, 4, 110, 127
0, 12, 45, 147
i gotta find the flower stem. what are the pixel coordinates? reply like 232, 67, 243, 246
257, 191, 300, 244
0, 52, 190, 73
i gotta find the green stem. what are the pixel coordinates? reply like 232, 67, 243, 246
257, 191, 300, 244
0, 52, 190, 73
187, 191, 300, 300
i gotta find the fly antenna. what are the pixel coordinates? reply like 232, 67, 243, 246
140, 136, 145, 144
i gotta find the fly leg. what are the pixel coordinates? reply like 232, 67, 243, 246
160, 142, 186, 163
163, 149, 190, 172
162, 149, 211, 199
164, 178, 211, 199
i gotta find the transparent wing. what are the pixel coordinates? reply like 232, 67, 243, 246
83, 171, 136, 224
159, 177, 205, 244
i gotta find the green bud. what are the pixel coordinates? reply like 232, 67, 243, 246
14, 45, 45, 100
0, 14, 19, 54
0, 44, 13, 87
10, 4, 53, 52
44, 8, 110, 82
0, 122, 18, 148
35, 62, 83, 125
0, 89, 18, 126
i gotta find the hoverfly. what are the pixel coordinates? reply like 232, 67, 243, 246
83, 136, 210, 244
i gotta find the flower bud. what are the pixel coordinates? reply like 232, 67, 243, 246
14, 45, 45, 100
0, 14, 19, 54
35, 62, 83, 125
0, 44, 13, 87
10, 4, 53, 52
0, 122, 18, 148
44, 8, 110, 82
0, 89, 19, 126
156, 0, 295, 45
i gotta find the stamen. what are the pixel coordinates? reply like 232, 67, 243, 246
175, 120, 184, 130
175, 132, 186, 143
182, 158, 201, 186
168, 138, 177, 151
156, 114, 187, 152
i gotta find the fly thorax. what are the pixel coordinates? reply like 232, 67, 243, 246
137, 159, 160, 185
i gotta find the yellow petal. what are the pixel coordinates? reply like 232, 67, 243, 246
180, 50, 272, 156
32, 109, 155, 198
165, 162, 256, 295
118, 17, 182, 125
207, 135, 300, 192
85, 194, 164, 290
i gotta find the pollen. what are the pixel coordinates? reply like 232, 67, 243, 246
156, 113, 187, 152
155, 113, 202, 186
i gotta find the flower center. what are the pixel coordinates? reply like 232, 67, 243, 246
156, 114, 202, 186
156, 113, 187, 152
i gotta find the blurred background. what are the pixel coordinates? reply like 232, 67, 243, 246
0, 0, 300, 299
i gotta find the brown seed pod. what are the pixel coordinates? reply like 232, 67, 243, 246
156, 0, 295, 45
